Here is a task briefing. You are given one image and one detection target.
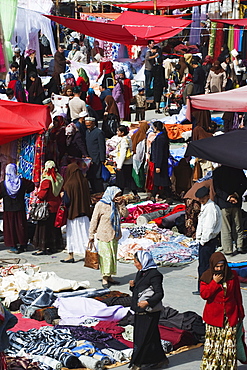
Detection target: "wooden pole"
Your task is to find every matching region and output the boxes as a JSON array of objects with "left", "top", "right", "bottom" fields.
[
  {"left": 56, "top": 0, "right": 60, "bottom": 48},
  {"left": 154, "top": 0, "right": 157, "bottom": 15},
  {"left": 75, "top": 0, "right": 78, "bottom": 19},
  {"left": 90, "top": 0, "right": 93, "bottom": 13}
]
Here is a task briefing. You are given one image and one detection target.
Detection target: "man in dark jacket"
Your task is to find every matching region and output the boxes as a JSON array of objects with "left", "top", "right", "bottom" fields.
[
  {"left": 85, "top": 117, "right": 106, "bottom": 193},
  {"left": 54, "top": 45, "right": 70, "bottom": 74},
  {"left": 213, "top": 165, "right": 247, "bottom": 256},
  {"left": 192, "top": 60, "right": 205, "bottom": 95},
  {"left": 12, "top": 47, "right": 25, "bottom": 81}
]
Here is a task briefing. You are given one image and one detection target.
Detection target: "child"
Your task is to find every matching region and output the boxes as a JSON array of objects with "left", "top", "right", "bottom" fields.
[
  {"left": 5, "top": 62, "right": 19, "bottom": 87},
  {"left": 134, "top": 87, "right": 147, "bottom": 121}
]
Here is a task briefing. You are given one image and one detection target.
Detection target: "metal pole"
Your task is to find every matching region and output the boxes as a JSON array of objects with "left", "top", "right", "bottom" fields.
[
  {"left": 75, "top": 0, "right": 78, "bottom": 19},
  {"left": 154, "top": 0, "right": 157, "bottom": 15},
  {"left": 56, "top": 0, "right": 60, "bottom": 47}
]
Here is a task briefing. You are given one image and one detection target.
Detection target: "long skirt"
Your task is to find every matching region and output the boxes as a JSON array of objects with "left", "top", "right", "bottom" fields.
[
  {"left": 130, "top": 311, "right": 167, "bottom": 367},
  {"left": 116, "top": 164, "right": 137, "bottom": 192},
  {"left": 33, "top": 213, "right": 62, "bottom": 253},
  {"left": 3, "top": 210, "right": 28, "bottom": 247},
  {"left": 66, "top": 216, "right": 90, "bottom": 256},
  {"left": 98, "top": 239, "right": 118, "bottom": 276},
  {"left": 201, "top": 319, "right": 237, "bottom": 370}
]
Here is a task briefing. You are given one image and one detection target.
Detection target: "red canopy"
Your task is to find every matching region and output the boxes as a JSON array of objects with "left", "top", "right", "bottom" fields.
[
  {"left": 212, "top": 19, "right": 247, "bottom": 27},
  {"left": 0, "top": 101, "right": 51, "bottom": 145},
  {"left": 45, "top": 13, "right": 191, "bottom": 45},
  {"left": 186, "top": 86, "right": 247, "bottom": 120},
  {"left": 115, "top": 0, "right": 218, "bottom": 10}
]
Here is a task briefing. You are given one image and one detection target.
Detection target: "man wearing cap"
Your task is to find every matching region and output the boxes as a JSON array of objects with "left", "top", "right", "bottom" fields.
[
  {"left": 13, "top": 48, "right": 25, "bottom": 81},
  {"left": 54, "top": 45, "right": 70, "bottom": 75},
  {"left": 42, "top": 97, "right": 60, "bottom": 120},
  {"left": 67, "top": 37, "right": 75, "bottom": 51},
  {"left": 193, "top": 186, "right": 222, "bottom": 295},
  {"left": 69, "top": 86, "right": 88, "bottom": 123},
  {"left": 85, "top": 117, "right": 106, "bottom": 194},
  {"left": 191, "top": 60, "right": 205, "bottom": 95}
]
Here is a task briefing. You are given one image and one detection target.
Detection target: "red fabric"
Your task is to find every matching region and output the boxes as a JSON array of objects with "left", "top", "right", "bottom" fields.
[
  {"left": 123, "top": 78, "right": 132, "bottom": 121},
  {"left": 152, "top": 204, "right": 186, "bottom": 227},
  {"left": 213, "top": 23, "right": 224, "bottom": 62},
  {"left": 0, "top": 101, "right": 51, "bottom": 145},
  {"left": 115, "top": 0, "right": 218, "bottom": 10},
  {"left": 200, "top": 271, "right": 245, "bottom": 328},
  {"left": 238, "top": 276, "right": 247, "bottom": 284},
  {"left": 146, "top": 161, "right": 155, "bottom": 191},
  {"left": 45, "top": 13, "right": 191, "bottom": 45},
  {"left": 0, "top": 353, "right": 7, "bottom": 370},
  {"left": 9, "top": 313, "right": 52, "bottom": 332},
  {"left": 37, "top": 179, "right": 61, "bottom": 213},
  {"left": 123, "top": 202, "right": 169, "bottom": 224},
  {"left": 76, "top": 76, "right": 89, "bottom": 92},
  {"left": 158, "top": 325, "right": 196, "bottom": 349},
  {"left": 98, "top": 61, "right": 115, "bottom": 80},
  {"left": 86, "top": 95, "right": 103, "bottom": 111},
  {"left": 212, "top": 18, "right": 247, "bottom": 27},
  {"left": 94, "top": 321, "right": 133, "bottom": 348}
]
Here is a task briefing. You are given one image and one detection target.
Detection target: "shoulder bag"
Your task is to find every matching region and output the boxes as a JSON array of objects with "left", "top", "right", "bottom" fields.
[
  {"left": 84, "top": 240, "right": 99, "bottom": 270},
  {"left": 138, "top": 285, "right": 163, "bottom": 313},
  {"left": 54, "top": 201, "right": 67, "bottom": 228}
]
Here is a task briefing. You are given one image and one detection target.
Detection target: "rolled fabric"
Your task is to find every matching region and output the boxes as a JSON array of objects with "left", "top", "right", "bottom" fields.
[
  {"left": 33, "top": 355, "right": 62, "bottom": 370},
  {"left": 79, "top": 355, "right": 103, "bottom": 370},
  {"left": 136, "top": 209, "right": 170, "bottom": 225}
]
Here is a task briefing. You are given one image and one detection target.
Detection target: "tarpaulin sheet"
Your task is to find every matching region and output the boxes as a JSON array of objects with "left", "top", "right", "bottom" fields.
[
  {"left": 45, "top": 12, "right": 191, "bottom": 45},
  {"left": 212, "top": 18, "right": 247, "bottom": 27},
  {"left": 185, "top": 129, "right": 247, "bottom": 169},
  {"left": 0, "top": 101, "right": 51, "bottom": 145},
  {"left": 115, "top": 0, "right": 218, "bottom": 10}
]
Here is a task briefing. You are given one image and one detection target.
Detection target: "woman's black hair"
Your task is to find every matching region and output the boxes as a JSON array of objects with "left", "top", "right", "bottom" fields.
[
  {"left": 134, "top": 252, "right": 140, "bottom": 262},
  {"left": 118, "top": 125, "right": 129, "bottom": 136},
  {"left": 29, "top": 71, "right": 37, "bottom": 79},
  {"left": 153, "top": 121, "right": 164, "bottom": 132}
]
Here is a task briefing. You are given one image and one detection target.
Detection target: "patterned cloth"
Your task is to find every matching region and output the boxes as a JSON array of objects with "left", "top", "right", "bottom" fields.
[
  {"left": 98, "top": 239, "right": 118, "bottom": 276},
  {"left": 201, "top": 318, "right": 237, "bottom": 370}
]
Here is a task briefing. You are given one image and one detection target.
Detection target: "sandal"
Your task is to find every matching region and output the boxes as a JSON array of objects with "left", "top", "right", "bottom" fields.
[{"left": 32, "top": 251, "right": 46, "bottom": 256}]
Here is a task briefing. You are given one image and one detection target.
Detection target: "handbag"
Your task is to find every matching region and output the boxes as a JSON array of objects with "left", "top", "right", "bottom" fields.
[
  {"left": 101, "top": 163, "right": 111, "bottom": 182},
  {"left": 30, "top": 200, "right": 49, "bottom": 221},
  {"left": 84, "top": 240, "right": 99, "bottom": 270},
  {"left": 138, "top": 286, "right": 163, "bottom": 313},
  {"left": 54, "top": 202, "right": 67, "bottom": 228}
]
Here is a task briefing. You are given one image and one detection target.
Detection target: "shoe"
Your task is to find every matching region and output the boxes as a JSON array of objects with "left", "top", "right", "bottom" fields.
[
  {"left": 32, "top": 251, "right": 46, "bottom": 256},
  {"left": 102, "top": 283, "right": 109, "bottom": 289},
  {"left": 151, "top": 358, "right": 169, "bottom": 368},
  {"left": 8, "top": 247, "right": 19, "bottom": 254},
  {"left": 60, "top": 258, "right": 75, "bottom": 263},
  {"left": 192, "top": 291, "right": 200, "bottom": 295},
  {"left": 238, "top": 249, "right": 247, "bottom": 254},
  {"left": 231, "top": 250, "right": 239, "bottom": 257},
  {"left": 108, "top": 280, "right": 120, "bottom": 285}
]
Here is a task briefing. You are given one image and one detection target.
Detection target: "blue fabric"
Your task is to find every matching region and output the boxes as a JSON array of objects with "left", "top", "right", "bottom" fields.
[
  {"left": 100, "top": 186, "right": 122, "bottom": 238},
  {"left": 137, "top": 250, "right": 157, "bottom": 271},
  {"left": 101, "top": 164, "right": 111, "bottom": 182}
]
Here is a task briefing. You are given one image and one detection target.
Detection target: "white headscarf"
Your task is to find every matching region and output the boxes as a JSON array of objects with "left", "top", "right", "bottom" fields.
[
  {"left": 136, "top": 250, "right": 157, "bottom": 271},
  {"left": 4, "top": 164, "right": 21, "bottom": 198}
]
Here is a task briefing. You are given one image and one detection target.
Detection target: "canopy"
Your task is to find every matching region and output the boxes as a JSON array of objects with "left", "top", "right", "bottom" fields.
[
  {"left": 186, "top": 86, "right": 247, "bottom": 120},
  {"left": 115, "top": 0, "right": 218, "bottom": 10},
  {"left": 212, "top": 19, "right": 247, "bottom": 27},
  {"left": 45, "top": 12, "right": 191, "bottom": 45},
  {"left": 0, "top": 101, "right": 51, "bottom": 145},
  {"left": 185, "top": 130, "right": 247, "bottom": 169}
]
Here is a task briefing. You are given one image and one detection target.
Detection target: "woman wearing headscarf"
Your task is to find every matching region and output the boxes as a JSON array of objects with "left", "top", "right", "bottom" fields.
[
  {"left": 112, "top": 76, "right": 125, "bottom": 121},
  {"left": 62, "top": 85, "right": 74, "bottom": 99},
  {"left": 152, "top": 58, "right": 166, "bottom": 114},
  {"left": 202, "top": 55, "right": 213, "bottom": 79},
  {"left": 178, "top": 56, "right": 189, "bottom": 81},
  {"left": 205, "top": 61, "right": 227, "bottom": 94},
  {"left": 45, "top": 115, "right": 66, "bottom": 167},
  {"left": 89, "top": 186, "right": 128, "bottom": 288},
  {"left": 76, "top": 67, "right": 89, "bottom": 101},
  {"left": 86, "top": 88, "right": 103, "bottom": 119},
  {"left": 200, "top": 252, "right": 245, "bottom": 369},
  {"left": 44, "top": 72, "right": 61, "bottom": 97},
  {"left": 102, "top": 95, "right": 120, "bottom": 139},
  {"left": 28, "top": 72, "right": 45, "bottom": 105},
  {"left": 129, "top": 251, "right": 169, "bottom": 370},
  {"left": 33, "top": 161, "right": 64, "bottom": 255},
  {"left": 60, "top": 163, "right": 91, "bottom": 263},
  {"left": 0, "top": 164, "right": 34, "bottom": 253},
  {"left": 65, "top": 122, "right": 88, "bottom": 159},
  {"left": 119, "top": 71, "right": 133, "bottom": 121},
  {"left": 96, "top": 57, "right": 115, "bottom": 89},
  {"left": 131, "top": 121, "right": 149, "bottom": 189},
  {"left": 25, "top": 49, "right": 37, "bottom": 91},
  {"left": 68, "top": 43, "right": 82, "bottom": 62}
]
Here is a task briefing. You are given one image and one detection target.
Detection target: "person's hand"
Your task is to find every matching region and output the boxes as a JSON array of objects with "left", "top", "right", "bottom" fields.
[
  {"left": 138, "top": 300, "right": 149, "bottom": 309},
  {"left": 229, "top": 196, "right": 238, "bottom": 204},
  {"left": 129, "top": 280, "right": 135, "bottom": 287},
  {"left": 115, "top": 196, "right": 124, "bottom": 205},
  {"left": 213, "top": 274, "right": 223, "bottom": 284},
  {"left": 66, "top": 60, "right": 71, "bottom": 64},
  {"left": 96, "top": 78, "right": 98, "bottom": 82},
  {"left": 116, "top": 168, "right": 121, "bottom": 171},
  {"left": 104, "top": 112, "right": 108, "bottom": 115},
  {"left": 60, "top": 191, "right": 64, "bottom": 198},
  {"left": 156, "top": 168, "right": 161, "bottom": 173}
]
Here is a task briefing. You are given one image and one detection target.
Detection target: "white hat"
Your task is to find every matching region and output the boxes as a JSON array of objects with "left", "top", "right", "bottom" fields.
[
  {"left": 79, "top": 111, "right": 88, "bottom": 118},
  {"left": 69, "top": 37, "right": 75, "bottom": 42},
  {"left": 14, "top": 47, "right": 20, "bottom": 53},
  {"left": 42, "top": 97, "right": 51, "bottom": 105},
  {"left": 85, "top": 116, "right": 95, "bottom": 122}
]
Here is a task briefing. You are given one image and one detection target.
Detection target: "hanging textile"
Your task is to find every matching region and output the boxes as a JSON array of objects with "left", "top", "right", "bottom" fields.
[
  {"left": 17, "top": 135, "right": 36, "bottom": 181},
  {"left": 233, "top": 27, "right": 240, "bottom": 51},
  {"left": 209, "top": 21, "right": 216, "bottom": 58},
  {"left": 189, "top": 6, "right": 201, "bottom": 45},
  {"left": 212, "top": 22, "right": 224, "bottom": 61},
  {"left": 33, "top": 134, "right": 46, "bottom": 187},
  {"left": 0, "top": 0, "right": 18, "bottom": 62},
  {"left": 227, "top": 26, "right": 234, "bottom": 54}
]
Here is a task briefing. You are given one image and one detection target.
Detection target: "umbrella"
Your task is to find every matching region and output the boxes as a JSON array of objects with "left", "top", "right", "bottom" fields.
[{"left": 185, "top": 129, "right": 247, "bottom": 169}]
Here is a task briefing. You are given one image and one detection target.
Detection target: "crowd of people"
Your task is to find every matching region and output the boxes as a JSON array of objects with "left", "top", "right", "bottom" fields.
[{"left": 1, "top": 31, "right": 247, "bottom": 370}]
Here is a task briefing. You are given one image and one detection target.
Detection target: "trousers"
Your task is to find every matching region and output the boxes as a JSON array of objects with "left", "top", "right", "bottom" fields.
[
  {"left": 198, "top": 237, "right": 218, "bottom": 289},
  {"left": 221, "top": 207, "right": 243, "bottom": 254}
]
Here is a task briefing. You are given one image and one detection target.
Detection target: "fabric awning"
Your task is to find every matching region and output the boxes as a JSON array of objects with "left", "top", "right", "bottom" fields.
[
  {"left": 45, "top": 12, "right": 191, "bottom": 45},
  {"left": 212, "top": 19, "right": 247, "bottom": 27},
  {"left": 0, "top": 101, "right": 51, "bottom": 145},
  {"left": 115, "top": 0, "right": 218, "bottom": 10},
  {"left": 185, "top": 130, "right": 247, "bottom": 169},
  {"left": 186, "top": 86, "right": 247, "bottom": 120}
]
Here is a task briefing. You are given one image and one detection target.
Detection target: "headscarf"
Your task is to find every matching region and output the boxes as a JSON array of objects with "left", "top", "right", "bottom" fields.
[
  {"left": 65, "top": 123, "right": 77, "bottom": 146},
  {"left": 4, "top": 164, "right": 21, "bottom": 198},
  {"left": 136, "top": 250, "right": 157, "bottom": 271},
  {"left": 51, "top": 115, "right": 65, "bottom": 134},
  {"left": 184, "top": 53, "right": 193, "bottom": 65},
  {"left": 200, "top": 252, "right": 234, "bottom": 284},
  {"left": 72, "top": 43, "right": 80, "bottom": 50},
  {"left": 41, "top": 160, "right": 63, "bottom": 197},
  {"left": 105, "top": 95, "right": 120, "bottom": 119},
  {"left": 210, "top": 60, "right": 225, "bottom": 75},
  {"left": 178, "top": 57, "right": 188, "bottom": 79},
  {"left": 63, "top": 85, "right": 74, "bottom": 96},
  {"left": 202, "top": 55, "right": 213, "bottom": 66},
  {"left": 28, "top": 76, "right": 44, "bottom": 97},
  {"left": 87, "top": 87, "right": 95, "bottom": 105},
  {"left": 64, "top": 163, "right": 91, "bottom": 220},
  {"left": 26, "top": 49, "right": 35, "bottom": 57},
  {"left": 100, "top": 186, "right": 122, "bottom": 238},
  {"left": 77, "top": 67, "right": 89, "bottom": 84},
  {"left": 131, "top": 121, "right": 149, "bottom": 154}
]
